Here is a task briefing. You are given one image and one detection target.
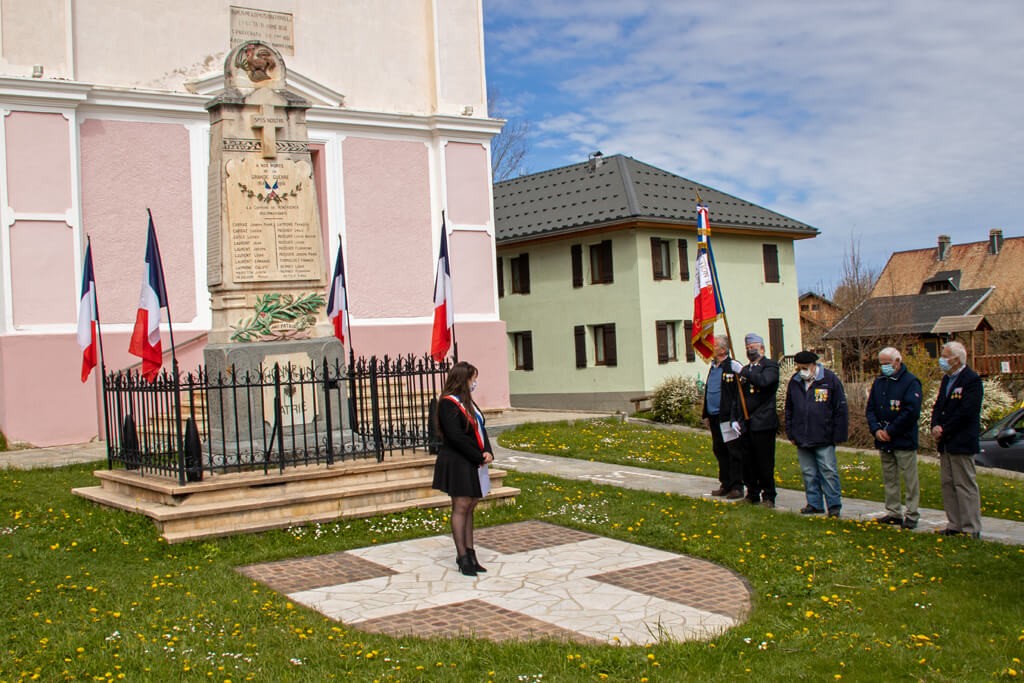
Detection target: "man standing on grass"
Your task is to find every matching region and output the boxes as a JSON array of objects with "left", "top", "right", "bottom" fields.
[
  {"left": 785, "top": 350, "right": 849, "bottom": 517},
  {"left": 930, "top": 340, "right": 983, "bottom": 538},
  {"left": 702, "top": 336, "right": 745, "bottom": 499},
  {"left": 737, "top": 333, "right": 780, "bottom": 508},
  {"left": 866, "top": 346, "right": 923, "bottom": 529}
]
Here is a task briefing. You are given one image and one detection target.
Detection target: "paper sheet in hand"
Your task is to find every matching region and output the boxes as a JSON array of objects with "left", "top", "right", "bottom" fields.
[
  {"left": 720, "top": 421, "right": 741, "bottom": 443},
  {"left": 479, "top": 465, "right": 491, "bottom": 496}
]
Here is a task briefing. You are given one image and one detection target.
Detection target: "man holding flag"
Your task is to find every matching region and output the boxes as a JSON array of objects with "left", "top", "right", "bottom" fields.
[{"left": 128, "top": 213, "right": 170, "bottom": 382}]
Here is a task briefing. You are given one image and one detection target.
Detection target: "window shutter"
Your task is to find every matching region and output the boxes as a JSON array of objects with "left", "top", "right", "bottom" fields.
[
  {"left": 571, "top": 244, "right": 583, "bottom": 288},
  {"left": 600, "top": 240, "right": 613, "bottom": 283},
  {"left": 656, "top": 322, "right": 668, "bottom": 363},
  {"left": 678, "top": 239, "right": 690, "bottom": 281},
  {"left": 520, "top": 253, "right": 531, "bottom": 293},
  {"left": 762, "top": 244, "right": 780, "bottom": 283},
  {"left": 768, "top": 318, "right": 784, "bottom": 360},
  {"left": 523, "top": 331, "right": 534, "bottom": 371},
  {"left": 497, "top": 257, "right": 504, "bottom": 298},
  {"left": 604, "top": 324, "right": 617, "bottom": 367},
  {"left": 651, "top": 237, "right": 663, "bottom": 279},
  {"left": 683, "top": 320, "right": 695, "bottom": 362},
  {"left": 574, "top": 325, "right": 587, "bottom": 368}
]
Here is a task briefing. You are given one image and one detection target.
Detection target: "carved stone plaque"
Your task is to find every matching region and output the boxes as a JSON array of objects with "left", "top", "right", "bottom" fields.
[
  {"left": 230, "top": 6, "right": 295, "bottom": 55},
  {"left": 225, "top": 157, "right": 320, "bottom": 283}
]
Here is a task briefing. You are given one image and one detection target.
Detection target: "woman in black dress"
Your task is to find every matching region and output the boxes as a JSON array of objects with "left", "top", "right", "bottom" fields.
[{"left": 432, "top": 361, "right": 494, "bottom": 577}]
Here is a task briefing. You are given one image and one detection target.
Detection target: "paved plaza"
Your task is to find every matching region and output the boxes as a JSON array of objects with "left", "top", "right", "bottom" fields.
[{"left": 238, "top": 520, "right": 751, "bottom": 645}]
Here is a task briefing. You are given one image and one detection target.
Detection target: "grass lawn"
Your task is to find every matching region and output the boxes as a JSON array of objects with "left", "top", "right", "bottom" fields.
[
  {"left": 498, "top": 418, "right": 1024, "bottom": 522},
  {"left": 1, "top": 460, "right": 1023, "bottom": 682}
]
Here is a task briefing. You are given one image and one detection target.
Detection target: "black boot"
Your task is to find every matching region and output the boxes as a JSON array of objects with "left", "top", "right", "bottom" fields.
[
  {"left": 467, "top": 548, "right": 487, "bottom": 573},
  {"left": 456, "top": 554, "right": 477, "bottom": 577}
]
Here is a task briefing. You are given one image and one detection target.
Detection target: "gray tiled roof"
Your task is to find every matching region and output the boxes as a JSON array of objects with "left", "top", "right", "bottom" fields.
[
  {"left": 824, "top": 288, "right": 993, "bottom": 339},
  {"left": 493, "top": 155, "right": 819, "bottom": 243}
]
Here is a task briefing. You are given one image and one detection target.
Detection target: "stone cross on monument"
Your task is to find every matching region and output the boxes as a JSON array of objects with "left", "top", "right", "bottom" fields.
[{"left": 203, "top": 40, "right": 346, "bottom": 451}]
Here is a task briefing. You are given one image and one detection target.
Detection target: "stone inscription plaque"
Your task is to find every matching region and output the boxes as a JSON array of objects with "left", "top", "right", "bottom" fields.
[
  {"left": 225, "top": 157, "right": 320, "bottom": 283},
  {"left": 230, "top": 6, "right": 295, "bottom": 55},
  {"left": 261, "top": 352, "right": 316, "bottom": 428}
]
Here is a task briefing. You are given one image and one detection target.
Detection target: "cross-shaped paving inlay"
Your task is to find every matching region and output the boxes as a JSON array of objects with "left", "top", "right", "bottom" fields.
[{"left": 239, "top": 521, "right": 751, "bottom": 645}]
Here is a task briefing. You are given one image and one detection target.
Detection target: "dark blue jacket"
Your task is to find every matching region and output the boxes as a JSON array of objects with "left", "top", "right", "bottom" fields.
[
  {"left": 702, "top": 357, "right": 743, "bottom": 419},
  {"left": 784, "top": 364, "right": 849, "bottom": 448},
  {"left": 737, "top": 358, "right": 780, "bottom": 432},
  {"left": 930, "top": 366, "right": 983, "bottom": 455},
  {"left": 866, "top": 365, "right": 923, "bottom": 451}
]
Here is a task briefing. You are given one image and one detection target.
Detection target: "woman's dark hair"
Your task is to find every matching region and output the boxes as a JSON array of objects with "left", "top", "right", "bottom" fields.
[{"left": 438, "top": 361, "right": 479, "bottom": 434}]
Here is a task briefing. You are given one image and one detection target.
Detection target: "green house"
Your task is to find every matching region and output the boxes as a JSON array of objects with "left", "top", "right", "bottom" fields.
[{"left": 494, "top": 155, "right": 819, "bottom": 411}]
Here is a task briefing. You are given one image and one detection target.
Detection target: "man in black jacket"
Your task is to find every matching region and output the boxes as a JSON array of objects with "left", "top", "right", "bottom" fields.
[
  {"left": 785, "top": 350, "right": 849, "bottom": 517},
  {"left": 930, "top": 340, "right": 983, "bottom": 537},
  {"left": 701, "top": 336, "right": 745, "bottom": 499},
  {"left": 866, "top": 347, "right": 923, "bottom": 529},
  {"left": 737, "top": 333, "right": 780, "bottom": 507}
]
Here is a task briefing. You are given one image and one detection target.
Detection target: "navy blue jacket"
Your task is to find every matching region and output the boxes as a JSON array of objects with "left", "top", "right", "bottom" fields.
[
  {"left": 784, "top": 364, "right": 849, "bottom": 448},
  {"left": 866, "top": 365, "right": 922, "bottom": 451},
  {"left": 702, "top": 357, "right": 743, "bottom": 419},
  {"left": 930, "top": 366, "right": 983, "bottom": 455},
  {"left": 737, "top": 358, "right": 780, "bottom": 432}
]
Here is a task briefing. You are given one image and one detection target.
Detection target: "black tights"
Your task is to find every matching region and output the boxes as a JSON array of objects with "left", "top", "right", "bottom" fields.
[{"left": 450, "top": 496, "right": 480, "bottom": 557}]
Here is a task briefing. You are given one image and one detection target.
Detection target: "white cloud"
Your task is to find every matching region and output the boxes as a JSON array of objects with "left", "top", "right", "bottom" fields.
[{"left": 485, "top": 0, "right": 1024, "bottom": 293}]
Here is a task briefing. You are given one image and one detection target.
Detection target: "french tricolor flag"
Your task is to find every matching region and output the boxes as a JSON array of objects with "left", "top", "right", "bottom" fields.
[
  {"left": 128, "top": 215, "right": 169, "bottom": 382},
  {"left": 77, "top": 241, "right": 99, "bottom": 382},
  {"left": 326, "top": 240, "right": 349, "bottom": 344},
  {"left": 429, "top": 217, "right": 453, "bottom": 362}
]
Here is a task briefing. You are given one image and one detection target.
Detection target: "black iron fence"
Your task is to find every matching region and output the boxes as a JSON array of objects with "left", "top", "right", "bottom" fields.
[{"left": 102, "top": 354, "right": 450, "bottom": 484}]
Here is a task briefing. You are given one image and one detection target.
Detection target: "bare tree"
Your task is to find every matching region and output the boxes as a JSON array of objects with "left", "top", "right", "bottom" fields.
[{"left": 488, "top": 88, "right": 530, "bottom": 182}]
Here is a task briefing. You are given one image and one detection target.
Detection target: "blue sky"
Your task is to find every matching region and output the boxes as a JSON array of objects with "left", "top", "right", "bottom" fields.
[{"left": 483, "top": 0, "right": 1024, "bottom": 295}]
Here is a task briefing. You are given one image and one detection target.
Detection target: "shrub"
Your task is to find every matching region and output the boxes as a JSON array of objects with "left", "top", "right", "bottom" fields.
[
  {"left": 0, "top": 429, "right": 6, "bottom": 452},
  {"left": 651, "top": 375, "right": 705, "bottom": 427}
]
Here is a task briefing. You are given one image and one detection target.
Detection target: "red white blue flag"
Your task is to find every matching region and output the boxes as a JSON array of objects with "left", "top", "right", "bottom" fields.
[
  {"left": 326, "top": 240, "right": 349, "bottom": 344},
  {"left": 128, "top": 215, "right": 169, "bottom": 382},
  {"left": 77, "top": 241, "right": 99, "bottom": 382},
  {"left": 430, "top": 217, "right": 453, "bottom": 362},
  {"left": 692, "top": 204, "right": 725, "bottom": 360}
]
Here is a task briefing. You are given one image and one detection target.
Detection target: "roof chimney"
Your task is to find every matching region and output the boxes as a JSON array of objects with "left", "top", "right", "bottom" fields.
[
  {"left": 989, "top": 228, "right": 1004, "bottom": 255},
  {"left": 937, "top": 234, "right": 951, "bottom": 261}
]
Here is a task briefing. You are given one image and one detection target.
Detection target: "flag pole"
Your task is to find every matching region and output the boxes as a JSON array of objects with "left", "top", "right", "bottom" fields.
[
  {"left": 87, "top": 235, "right": 108, "bottom": 375},
  {"left": 443, "top": 210, "right": 459, "bottom": 363},
  {"left": 697, "top": 193, "right": 749, "bottom": 420},
  {"left": 147, "top": 208, "right": 177, "bottom": 374}
]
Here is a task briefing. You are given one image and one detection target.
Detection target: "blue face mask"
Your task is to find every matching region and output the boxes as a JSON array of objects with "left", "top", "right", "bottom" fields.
[
  {"left": 938, "top": 357, "right": 951, "bottom": 373},
  {"left": 880, "top": 364, "right": 895, "bottom": 377}
]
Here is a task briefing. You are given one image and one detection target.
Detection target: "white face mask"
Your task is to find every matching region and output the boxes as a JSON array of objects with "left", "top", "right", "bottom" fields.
[{"left": 799, "top": 368, "right": 814, "bottom": 381}]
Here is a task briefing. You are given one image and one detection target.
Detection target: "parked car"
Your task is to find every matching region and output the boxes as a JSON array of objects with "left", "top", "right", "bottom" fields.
[{"left": 976, "top": 408, "right": 1024, "bottom": 473}]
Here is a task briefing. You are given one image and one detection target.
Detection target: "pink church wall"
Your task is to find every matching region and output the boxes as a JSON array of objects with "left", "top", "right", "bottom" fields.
[
  {"left": 444, "top": 142, "right": 490, "bottom": 225},
  {"left": 351, "top": 319, "right": 509, "bottom": 409},
  {"left": 342, "top": 137, "right": 432, "bottom": 318},
  {"left": 78, "top": 119, "right": 196, "bottom": 325},
  {"left": 448, "top": 229, "right": 495, "bottom": 315},
  {"left": 4, "top": 111, "right": 71, "bottom": 213},
  {"left": 9, "top": 221, "right": 76, "bottom": 325}
]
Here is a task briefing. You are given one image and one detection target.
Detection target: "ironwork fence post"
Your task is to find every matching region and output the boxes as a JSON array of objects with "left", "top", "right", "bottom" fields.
[
  {"left": 369, "top": 356, "right": 384, "bottom": 462},
  {"left": 322, "top": 357, "right": 335, "bottom": 465}
]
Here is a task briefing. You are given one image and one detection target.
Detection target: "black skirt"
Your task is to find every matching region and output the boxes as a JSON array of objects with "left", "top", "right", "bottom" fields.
[{"left": 432, "top": 444, "right": 482, "bottom": 498}]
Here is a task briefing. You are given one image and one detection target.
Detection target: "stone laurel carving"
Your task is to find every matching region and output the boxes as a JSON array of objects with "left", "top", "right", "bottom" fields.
[
  {"left": 222, "top": 139, "right": 310, "bottom": 153},
  {"left": 230, "top": 292, "right": 326, "bottom": 342},
  {"left": 237, "top": 179, "right": 303, "bottom": 205}
]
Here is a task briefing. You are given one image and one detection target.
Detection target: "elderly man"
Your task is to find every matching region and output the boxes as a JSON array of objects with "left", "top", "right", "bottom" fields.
[
  {"left": 701, "top": 336, "right": 745, "bottom": 499},
  {"left": 866, "top": 347, "right": 923, "bottom": 529},
  {"left": 930, "top": 340, "right": 983, "bottom": 537},
  {"left": 737, "top": 333, "right": 780, "bottom": 508},
  {"left": 784, "top": 350, "right": 848, "bottom": 517}
]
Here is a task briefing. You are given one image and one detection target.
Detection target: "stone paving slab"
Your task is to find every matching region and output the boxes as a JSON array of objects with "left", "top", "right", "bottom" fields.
[{"left": 242, "top": 522, "right": 751, "bottom": 645}]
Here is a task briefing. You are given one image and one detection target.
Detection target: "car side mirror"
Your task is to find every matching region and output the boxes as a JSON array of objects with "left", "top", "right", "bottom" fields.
[{"left": 996, "top": 427, "right": 1019, "bottom": 448}]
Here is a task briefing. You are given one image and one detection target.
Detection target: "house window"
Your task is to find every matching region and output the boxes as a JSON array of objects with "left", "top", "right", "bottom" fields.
[
  {"left": 800, "top": 303, "right": 809, "bottom": 312},
  {"left": 510, "top": 253, "right": 530, "bottom": 294},
  {"left": 496, "top": 257, "right": 504, "bottom": 298},
  {"left": 512, "top": 331, "right": 533, "bottom": 371},
  {"left": 762, "top": 244, "right": 780, "bottom": 283},
  {"left": 571, "top": 244, "right": 583, "bottom": 288},
  {"left": 651, "top": 238, "right": 672, "bottom": 280},
  {"left": 768, "top": 318, "right": 784, "bottom": 360},
  {"left": 678, "top": 239, "right": 690, "bottom": 281},
  {"left": 656, "top": 321, "right": 678, "bottom": 363},
  {"left": 683, "top": 320, "right": 695, "bottom": 362},
  {"left": 574, "top": 325, "right": 587, "bottom": 368},
  {"left": 590, "top": 240, "right": 614, "bottom": 284},
  {"left": 593, "top": 323, "right": 617, "bottom": 366}
]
